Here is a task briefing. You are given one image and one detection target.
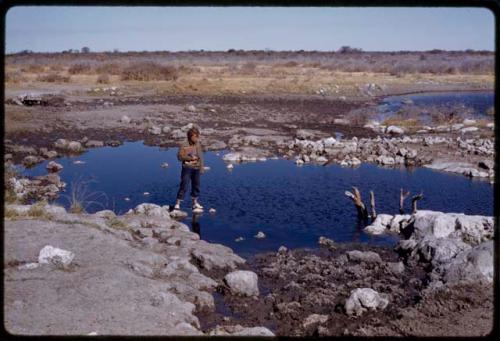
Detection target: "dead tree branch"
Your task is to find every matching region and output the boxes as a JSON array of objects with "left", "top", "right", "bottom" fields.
[
  {"left": 369, "top": 190, "right": 376, "bottom": 219},
  {"left": 399, "top": 188, "right": 411, "bottom": 214},
  {"left": 345, "top": 186, "right": 368, "bottom": 219},
  {"left": 411, "top": 191, "right": 424, "bottom": 214}
]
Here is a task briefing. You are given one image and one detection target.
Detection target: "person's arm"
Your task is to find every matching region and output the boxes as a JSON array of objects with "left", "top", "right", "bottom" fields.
[
  {"left": 197, "top": 143, "right": 205, "bottom": 173},
  {"left": 177, "top": 145, "right": 195, "bottom": 162}
]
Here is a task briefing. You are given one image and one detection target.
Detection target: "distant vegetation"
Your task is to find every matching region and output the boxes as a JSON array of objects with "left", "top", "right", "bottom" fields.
[{"left": 5, "top": 49, "right": 494, "bottom": 84}]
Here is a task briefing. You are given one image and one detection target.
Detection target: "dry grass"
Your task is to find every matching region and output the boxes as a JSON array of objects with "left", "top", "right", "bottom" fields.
[
  {"left": 36, "top": 73, "right": 70, "bottom": 83},
  {"left": 382, "top": 117, "right": 421, "bottom": 129},
  {"left": 105, "top": 216, "right": 129, "bottom": 230},
  {"left": 121, "top": 62, "right": 178, "bottom": 81},
  {"left": 96, "top": 74, "right": 110, "bottom": 84},
  {"left": 68, "top": 63, "right": 93, "bottom": 74}
]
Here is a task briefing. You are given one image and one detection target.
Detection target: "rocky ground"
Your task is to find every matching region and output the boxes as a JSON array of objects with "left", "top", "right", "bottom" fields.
[
  {"left": 4, "top": 203, "right": 494, "bottom": 336},
  {"left": 3, "top": 65, "right": 495, "bottom": 336}
]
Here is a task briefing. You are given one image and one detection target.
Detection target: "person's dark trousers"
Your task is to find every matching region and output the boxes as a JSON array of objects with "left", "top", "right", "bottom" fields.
[{"left": 176, "top": 166, "right": 201, "bottom": 200}]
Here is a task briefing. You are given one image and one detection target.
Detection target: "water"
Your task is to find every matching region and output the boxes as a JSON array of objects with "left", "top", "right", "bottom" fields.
[
  {"left": 21, "top": 142, "right": 493, "bottom": 257},
  {"left": 377, "top": 91, "right": 494, "bottom": 122}
]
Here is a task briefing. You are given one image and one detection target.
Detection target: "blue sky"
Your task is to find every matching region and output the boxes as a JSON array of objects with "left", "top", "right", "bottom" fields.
[{"left": 5, "top": 6, "right": 495, "bottom": 53}]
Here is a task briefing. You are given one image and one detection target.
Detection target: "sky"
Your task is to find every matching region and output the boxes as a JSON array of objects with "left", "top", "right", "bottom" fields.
[{"left": 5, "top": 6, "right": 495, "bottom": 53}]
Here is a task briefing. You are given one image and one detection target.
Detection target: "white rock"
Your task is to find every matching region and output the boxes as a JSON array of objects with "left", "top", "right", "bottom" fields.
[
  {"left": 46, "top": 161, "right": 63, "bottom": 173},
  {"left": 295, "top": 159, "right": 304, "bottom": 166},
  {"left": 120, "top": 115, "right": 131, "bottom": 124},
  {"left": 209, "top": 208, "right": 216, "bottom": 214},
  {"left": 143, "top": 192, "right": 150, "bottom": 196},
  {"left": 149, "top": 126, "right": 162, "bottom": 135},
  {"left": 18, "top": 262, "right": 40, "bottom": 270},
  {"left": 160, "top": 162, "right": 169, "bottom": 168},
  {"left": 254, "top": 231, "right": 266, "bottom": 239},
  {"left": 67, "top": 141, "right": 83, "bottom": 152},
  {"left": 235, "top": 237, "right": 244, "bottom": 242},
  {"left": 460, "top": 127, "right": 479, "bottom": 134},
  {"left": 38, "top": 245, "right": 75, "bottom": 268},
  {"left": 186, "top": 105, "right": 196, "bottom": 112},
  {"left": 462, "top": 119, "right": 477, "bottom": 126},
  {"left": 73, "top": 160, "right": 85, "bottom": 165},
  {"left": 322, "top": 137, "right": 337, "bottom": 147},
  {"left": 345, "top": 288, "right": 389, "bottom": 316},
  {"left": 224, "top": 270, "right": 259, "bottom": 296},
  {"left": 226, "top": 164, "right": 234, "bottom": 170},
  {"left": 303, "top": 314, "right": 329, "bottom": 329},
  {"left": 386, "top": 125, "right": 405, "bottom": 135}
]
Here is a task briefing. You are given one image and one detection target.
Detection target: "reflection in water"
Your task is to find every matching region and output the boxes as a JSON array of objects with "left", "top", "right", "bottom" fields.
[{"left": 191, "top": 213, "right": 201, "bottom": 237}]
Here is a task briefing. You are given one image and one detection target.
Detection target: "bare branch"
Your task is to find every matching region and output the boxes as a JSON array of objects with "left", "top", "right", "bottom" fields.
[
  {"left": 369, "top": 190, "right": 376, "bottom": 219},
  {"left": 411, "top": 191, "right": 424, "bottom": 214},
  {"left": 399, "top": 188, "right": 411, "bottom": 214},
  {"left": 345, "top": 187, "right": 368, "bottom": 219}
]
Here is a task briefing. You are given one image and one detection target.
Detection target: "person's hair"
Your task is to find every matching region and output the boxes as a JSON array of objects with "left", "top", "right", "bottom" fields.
[{"left": 187, "top": 127, "right": 200, "bottom": 140}]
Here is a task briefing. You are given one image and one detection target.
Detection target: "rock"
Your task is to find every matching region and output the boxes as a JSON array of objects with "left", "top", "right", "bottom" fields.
[
  {"left": 486, "top": 122, "right": 494, "bottom": 129},
  {"left": 54, "top": 139, "right": 69, "bottom": 149},
  {"left": 67, "top": 141, "right": 83, "bottom": 152},
  {"left": 186, "top": 105, "right": 196, "bottom": 112},
  {"left": 443, "top": 241, "right": 493, "bottom": 284},
  {"left": 170, "top": 129, "right": 185, "bottom": 139},
  {"left": 160, "top": 162, "right": 169, "bottom": 168},
  {"left": 85, "top": 140, "right": 104, "bottom": 148},
  {"left": 460, "top": 127, "right": 479, "bottom": 134},
  {"left": 191, "top": 240, "right": 245, "bottom": 270},
  {"left": 303, "top": 314, "right": 329, "bottom": 329},
  {"left": 345, "top": 288, "right": 389, "bottom": 316},
  {"left": 22, "top": 155, "right": 40, "bottom": 167},
  {"left": 209, "top": 208, "right": 216, "bottom": 214},
  {"left": 209, "top": 325, "right": 274, "bottom": 336},
  {"left": 162, "top": 126, "right": 171, "bottom": 134},
  {"left": 296, "top": 129, "right": 316, "bottom": 140},
  {"left": 376, "top": 155, "right": 395, "bottom": 166},
  {"left": 451, "top": 123, "right": 465, "bottom": 131},
  {"left": 170, "top": 210, "right": 188, "bottom": 219},
  {"left": 254, "top": 231, "right": 266, "bottom": 239},
  {"left": 38, "top": 245, "right": 75, "bottom": 268},
  {"left": 347, "top": 250, "right": 382, "bottom": 264},
  {"left": 128, "top": 203, "right": 172, "bottom": 220},
  {"left": 235, "top": 237, "right": 244, "bottom": 242},
  {"left": 46, "top": 161, "right": 63, "bottom": 173},
  {"left": 462, "top": 119, "right": 477, "bottom": 126},
  {"left": 18, "top": 262, "right": 40, "bottom": 270},
  {"left": 318, "top": 236, "right": 335, "bottom": 249},
  {"left": 418, "top": 235, "right": 472, "bottom": 267},
  {"left": 226, "top": 164, "right": 234, "bottom": 170},
  {"left": 333, "top": 118, "right": 349, "bottom": 125},
  {"left": 385, "top": 125, "right": 405, "bottom": 135},
  {"left": 120, "top": 115, "right": 131, "bottom": 124},
  {"left": 42, "top": 150, "right": 58, "bottom": 159},
  {"left": 73, "top": 160, "right": 85, "bottom": 165},
  {"left": 224, "top": 270, "right": 259, "bottom": 297},
  {"left": 363, "top": 214, "right": 393, "bottom": 235},
  {"left": 386, "top": 261, "right": 405, "bottom": 275},
  {"left": 322, "top": 137, "right": 337, "bottom": 147},
  {"left": 455, "top": 215, "right": 494, "bottom": 245},
  {"left": 295, "top": 158, "right": 304, "bottom": 166},
  {"left": 478, "top": 160, "right": 494, "bottom": 170},
  {"left": 388, "top": 214, "right": 412, "bottom": 234},
  {"left": 149, "top": 126, "right": 162, "bottom": 135}
]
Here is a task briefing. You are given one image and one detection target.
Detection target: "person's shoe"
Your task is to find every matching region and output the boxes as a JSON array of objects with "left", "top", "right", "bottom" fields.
[
  {"left": 174, "top": 199, "right": 181, "bottom": 210},
  {"left": 192, "top": 198, "right": 204, "bottom": 211}
]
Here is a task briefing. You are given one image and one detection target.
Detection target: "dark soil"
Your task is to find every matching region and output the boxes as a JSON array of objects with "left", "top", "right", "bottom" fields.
[{"left": 198, "top": 242, "right": 493, "bottom": 337}]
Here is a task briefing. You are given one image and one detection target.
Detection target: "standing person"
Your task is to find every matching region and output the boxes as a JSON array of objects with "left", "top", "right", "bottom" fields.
[{"left": 174, "top": 127, "right": 204, "bottom": 212}]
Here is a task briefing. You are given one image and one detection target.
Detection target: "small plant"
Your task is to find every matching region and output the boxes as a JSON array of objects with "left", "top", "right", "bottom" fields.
[
  {"left": 27, "top": 200, "right": 52, "bottom": 219},
  {"left": 61, "top": 176, "right": 107, "bottom": 214},
  {"left": 121, "top": 62, "right": 178, "bottom": 81},
  {"left": 96, "top": 74, "right": 110, "bottom": 84},
  {"left": 36, "top": 73, "right": 70, "bottom": 83},
  {"left": 105, "top": 216, "right": 128, "bottom": 230},
  {"left": 68, "top": 63, "right": 92, "bottom": 75}
]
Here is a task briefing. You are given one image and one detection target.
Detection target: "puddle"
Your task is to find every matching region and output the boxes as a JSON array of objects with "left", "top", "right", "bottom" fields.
[{"left": 21, "top": 142, "right": 493, "bottom": 256}]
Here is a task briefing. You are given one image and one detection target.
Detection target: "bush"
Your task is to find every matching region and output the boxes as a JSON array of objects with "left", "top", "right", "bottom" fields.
[
  {"left": 68, "top": 63, "right": 92, "bottom": 74},
  {"left": 21, "top": 64, "right": 45, "bottom": 73},
  {"left": 95, "top": 63, "right": 122, "bottom": 75},
  {"left": 36, "top": 73, "right": 70, "bottom": 82},
  {"left": 96, "top": 74, "right": 110, "bottom": 84},
  {"left": 121, "top": 62, "right": 178, "bottom": 81}
]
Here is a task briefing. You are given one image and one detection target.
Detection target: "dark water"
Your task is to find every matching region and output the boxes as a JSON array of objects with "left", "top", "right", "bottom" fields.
[
  {"left": 377, "top": 91, "right": 494, "bottom": 122},
  {"left": 21, "top": 142, "right": 493, "bottom": 257}
]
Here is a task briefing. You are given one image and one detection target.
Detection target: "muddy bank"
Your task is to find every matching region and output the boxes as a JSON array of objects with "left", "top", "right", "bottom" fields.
[{"left": 199, "top": 210, "right": 494, "bottom": 337}]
